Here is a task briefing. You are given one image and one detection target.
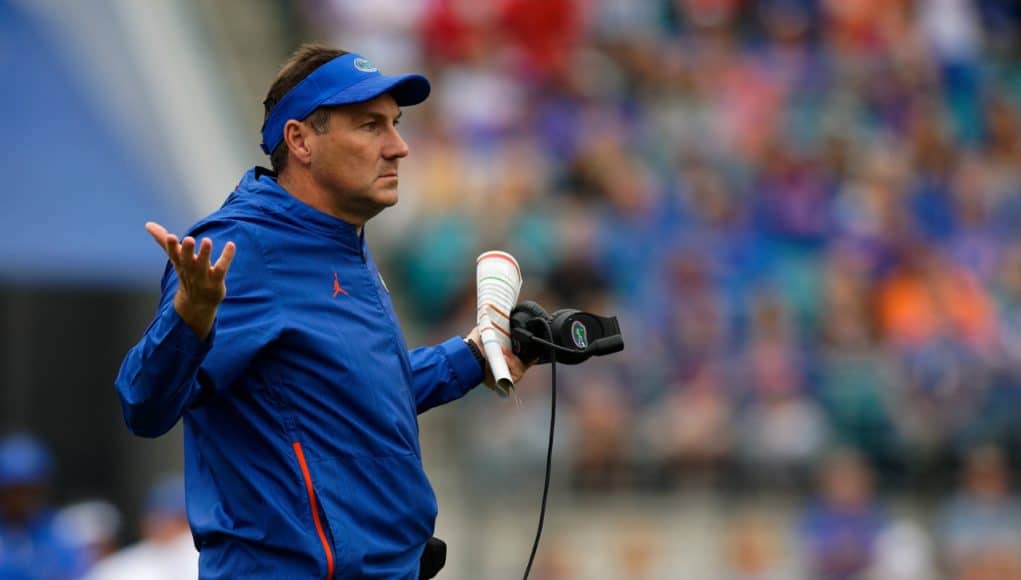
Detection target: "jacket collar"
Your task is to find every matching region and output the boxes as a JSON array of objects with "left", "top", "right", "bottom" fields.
[{"left": 239, "top": 167, "right": 366, "bottom": 253}]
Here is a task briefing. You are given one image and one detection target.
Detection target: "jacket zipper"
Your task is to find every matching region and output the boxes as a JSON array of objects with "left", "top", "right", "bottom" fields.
[{"left": 292, "top": 442, "right": 335, "bottom": 580}]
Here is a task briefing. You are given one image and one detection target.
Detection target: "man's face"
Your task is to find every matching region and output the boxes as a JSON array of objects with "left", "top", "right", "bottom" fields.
[{"left": 306, "top": 94, "right": 409, "bottom": 224}]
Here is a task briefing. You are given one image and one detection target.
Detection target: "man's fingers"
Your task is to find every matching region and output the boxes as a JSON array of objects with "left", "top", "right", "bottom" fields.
[
  {"left": 147, "top": 224, "right": 231, "bottom": 291},
  {"left": 179, "top": 237, "right": 197, "bottom": 267},
  {"left": 145, "top": 222, "right": 169, "bottom": 247},
  {"left": 502, "top": 347, "right": 526, "bottom": 368},
  {"left": 147, "top": 218, "right": 178, "bottom": 261},
  {"left": 195, "top": 238, "right": 213, "bottom": 270},
  {"left": 513, "top": 359, "right": 525, "bottom": 381},
  {"left": 212, "top": 241, "right": 236, "bottom": 278},
  {"left": 500, "top": 347, "right": 528, "bottom": 381},
  {"left": 164, "top": 234, "right": 181, "bottom": 267}
]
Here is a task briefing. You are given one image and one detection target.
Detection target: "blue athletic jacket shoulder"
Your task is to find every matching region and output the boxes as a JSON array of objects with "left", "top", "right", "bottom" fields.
[{"left": 115, "top": 167, "right": 484, "bottom": 578}]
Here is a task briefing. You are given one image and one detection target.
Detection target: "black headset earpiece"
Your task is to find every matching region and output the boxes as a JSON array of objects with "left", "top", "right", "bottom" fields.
[
  {"left": 549, "top": 309, "right": 581, "bottom": 335},
  {"left": 513, "top": 301, "right": 551, "bottom": 321},
  {"left": 510, "top": 301, "right": 553, "bottom": 364}
]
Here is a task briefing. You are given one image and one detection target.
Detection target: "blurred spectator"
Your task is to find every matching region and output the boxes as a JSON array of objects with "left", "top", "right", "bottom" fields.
[
  {"left": 0, "top": 433, "right": 88, "bottom": 580},
  {"left": 816, "top": 245, "right": 900, "bottom": 467},
  {"left": 85, "top": 476, "right": 196, "bottom": 580},
  {"left": 527, "top": 533, "right": 577, "bottom": 580},
  {"left": 611, "top": 519, "right": 663, "bottom": 579},
  {"left": 799, "top": 449, "right": 886, "bottom": 580},
  {"left": 876, "top": 245, "right": 997, "bottom": 351},
  {"left": 723, "top": 509, "right": 791, "bottom": 580},
  {"left": 996, "top": 238, "right": 1021, "bottom": 366},
  {"left": 736, "top": 295, "right": 827, "bottom": 489},
  {"left": 866, "top": 518, "right": 936, "bottom": 580},
  {"left": 309, "top": 0, "right": 426, "bottom": 71},
  {"left": 937, "top": 446, "right": 1021, "bottom": 579},
  {"left": 567, "top": 375, "right": 632, "bottom": 492},
  {"left": 496, "top": 0, "right": 582, "bottom": 83},
  {"left": 53, "top": 500, "right": 122, "bottom": 569},
  {"left": 648, "top": 361, "right": 733, "bottom": 486}
]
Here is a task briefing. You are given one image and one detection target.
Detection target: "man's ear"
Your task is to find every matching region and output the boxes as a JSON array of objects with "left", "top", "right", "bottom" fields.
[{"left": 283, "top": 119, "right": 313, "bottom": 166}]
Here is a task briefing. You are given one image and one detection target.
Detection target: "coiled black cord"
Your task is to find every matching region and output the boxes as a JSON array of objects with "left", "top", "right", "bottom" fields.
[{"left": 522, "top": 326, "right": 558, "bottom": 580}]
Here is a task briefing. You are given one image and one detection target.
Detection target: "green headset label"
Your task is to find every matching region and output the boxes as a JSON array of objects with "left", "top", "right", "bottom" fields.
[{"left": 570, "top": 321, "right": 589, "bottom": 349}]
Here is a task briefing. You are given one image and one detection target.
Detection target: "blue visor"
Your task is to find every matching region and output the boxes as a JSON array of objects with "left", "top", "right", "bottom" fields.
[{"left": 260, "top": 53, "right": 430, "bottom": 155}]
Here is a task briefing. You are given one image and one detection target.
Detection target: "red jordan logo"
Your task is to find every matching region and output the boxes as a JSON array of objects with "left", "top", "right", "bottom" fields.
[{"left": 332, "top": 272, "right": 348, "bottom": 298}]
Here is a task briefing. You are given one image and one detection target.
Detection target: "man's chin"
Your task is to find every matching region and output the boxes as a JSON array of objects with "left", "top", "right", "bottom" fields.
[
  {"left": 376, "top": 186, "right": 399, "bottom": 207},
  {"left": 362, "top": 193, "right": 398, "bottom": 220}
]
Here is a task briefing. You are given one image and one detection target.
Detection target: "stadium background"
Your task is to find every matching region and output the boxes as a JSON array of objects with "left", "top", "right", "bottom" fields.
[{"left": 4, "top": 0, "right": 1021, "bottom": 577}]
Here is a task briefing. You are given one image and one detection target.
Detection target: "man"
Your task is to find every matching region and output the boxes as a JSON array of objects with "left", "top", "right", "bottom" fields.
[{"left": 115, "top": 44, "right": 528, "bottom": 578}]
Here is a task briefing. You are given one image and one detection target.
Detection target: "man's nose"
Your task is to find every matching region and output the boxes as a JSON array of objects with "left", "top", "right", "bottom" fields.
[{"left": 383, "top": 128, "right": 409, "bottom": 160}]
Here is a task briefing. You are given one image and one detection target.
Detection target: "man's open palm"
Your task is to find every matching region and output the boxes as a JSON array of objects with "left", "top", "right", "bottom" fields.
[{"left": 146, "top": 221, "right": 236, "bottom": 339}]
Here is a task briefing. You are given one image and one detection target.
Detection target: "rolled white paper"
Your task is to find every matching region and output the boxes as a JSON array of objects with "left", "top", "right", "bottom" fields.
[
  {"left": 476, "top": 251, "right": 523, "bottom": 396},
  {"left": 479, "top": 312, "right": 513, "bottom": 396}
]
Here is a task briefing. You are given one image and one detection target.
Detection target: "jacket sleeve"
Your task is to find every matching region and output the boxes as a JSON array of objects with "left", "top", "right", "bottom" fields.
[
  {"left": 114, "top": 222, "right": 282, "bottom": 437},
  {"left": 409, "top": 336, "right": 484, "bottom": 414}
]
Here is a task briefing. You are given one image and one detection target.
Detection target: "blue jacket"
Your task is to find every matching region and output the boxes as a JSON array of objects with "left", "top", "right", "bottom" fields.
[{"left": 115, "top": 167, "right": 484, "bottom": 578}]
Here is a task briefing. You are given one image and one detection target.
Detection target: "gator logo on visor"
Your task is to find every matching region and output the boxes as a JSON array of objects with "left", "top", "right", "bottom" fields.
[
  {"left": 353, "top": 58, "right": 378, "bottom": 73},
  {"left": 570, "top": 320, "right": 589, "bottom": 349}
]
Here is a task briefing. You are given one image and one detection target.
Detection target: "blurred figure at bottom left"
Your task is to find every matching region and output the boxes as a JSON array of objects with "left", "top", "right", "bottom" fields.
[{"left": 0, "top": 433, "right": 89, "bottom": 579}]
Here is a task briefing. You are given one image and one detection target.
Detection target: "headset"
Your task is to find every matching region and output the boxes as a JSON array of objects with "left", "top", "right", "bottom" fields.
[
  {"left": 510, "top": 301, "right": 624, "bottom": 365},
  {"left": 508, "top": 301, "right": 624, "bottom": 579}
]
